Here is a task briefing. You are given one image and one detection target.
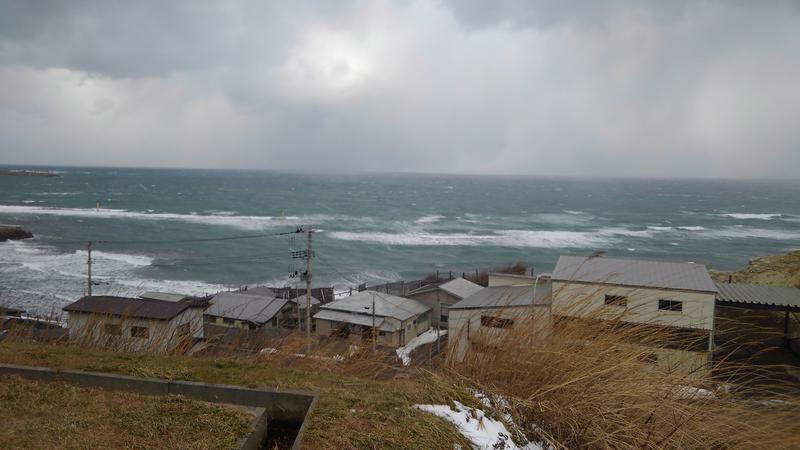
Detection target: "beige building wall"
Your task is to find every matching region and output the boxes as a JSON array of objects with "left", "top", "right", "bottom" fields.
[
  {"left": 67, "top": 307, "right": 202, "bottom": 352},
  {"left": 448, "top": 305, "right": 551, "bottom": 361},
  {"left": 406, "top": 290, "right": 460, "bottom": 328},
  {"left": 313, "top": 310, "right": 431, "bottom": 348},
  {"left": 551, "top": 281, "right": 715, "bottom": 331}
]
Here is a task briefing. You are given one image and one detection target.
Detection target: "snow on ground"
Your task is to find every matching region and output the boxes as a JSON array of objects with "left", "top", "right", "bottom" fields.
[
  {"left": 396, "top": 328, "right": 446, "bottom": 365},
  {"left": 415, "top": 401, "right": 543, "bottom": 450}
]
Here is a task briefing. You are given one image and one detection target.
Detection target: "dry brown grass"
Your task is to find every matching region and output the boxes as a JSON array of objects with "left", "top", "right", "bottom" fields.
[
  {"left": 0, "top": 374, "right": 252, "bottom": 449},
  {"left": 448, "top": 314, "right": 800, "bottom": 449}
]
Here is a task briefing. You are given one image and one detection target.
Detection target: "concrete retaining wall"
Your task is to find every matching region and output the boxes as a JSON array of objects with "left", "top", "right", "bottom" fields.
[{"left": 0, "top": 363, "right": 317, "bottom": 450}]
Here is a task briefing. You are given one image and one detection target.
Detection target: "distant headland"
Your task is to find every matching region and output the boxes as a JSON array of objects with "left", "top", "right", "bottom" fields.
[{"left": 0, "top": 170, "right": 59, "bottom": 178}]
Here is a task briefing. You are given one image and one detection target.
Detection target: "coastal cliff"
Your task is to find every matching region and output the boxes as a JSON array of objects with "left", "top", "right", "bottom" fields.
[
  {"left": 710, "top": 249, "right": 800, "bottom": 288},
  {"left": 0, "top": 225, "right": 33, "bottom": 242}
]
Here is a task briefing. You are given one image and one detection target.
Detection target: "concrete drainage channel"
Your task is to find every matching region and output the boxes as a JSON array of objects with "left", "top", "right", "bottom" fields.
[{"left": 0, "top": 363, "right": 318, "bottom": 450}]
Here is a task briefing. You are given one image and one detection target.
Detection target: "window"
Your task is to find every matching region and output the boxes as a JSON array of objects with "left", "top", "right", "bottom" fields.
[
  {"left": 378, "top": 331, "right": 387, "bottom": 336},
  {"left": 481, "top": 316, "right": 514, "bottom": 329},
  {"left": 271, "top": 317, "right": 277, "bottom": 327},
  {"left": 131, "top": 326, "right": 149, "bottom": 339},
  {"left": 176, "top": 323, "right": 190, "bottom": 336},
  {"left": 658, "top": 300, "right": 683, "bottom": 312},
  {"left": 604, "top": 295, "right": 627, "bottom": 307},
  {"left": 440, "top": 315, "right": 449, "bottom": 324},
  {"left": 103, "top": 323, "right": 122, "bottom": 336},
  {"left": 223, "top": 317, "right": 235, "bottom": 325}
]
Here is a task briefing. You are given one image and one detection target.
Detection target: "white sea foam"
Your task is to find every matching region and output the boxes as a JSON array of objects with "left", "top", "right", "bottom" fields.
[
  {"left": 0, "top": 205, "right": 339, "bottom": 231},
  {"left": 329, "top": 229, "right": 615, "bottom": 248},
  {"left": 647, "top": 226, "right": 673, "bottom": 231},
  {"left": 677, "top": 226, "right": 705, "bottom": 231},
  {"left": 414, "top": 214, "right": 445, "bottom": 225},
  {"left": 721, "top": 213, "right": 782, "bottom": 220},
  {"left": 700, "top": 227, "right": 800, "bottom": 240},
  {"left": 0, "top": 240, "right": 226, "bottom": 314},
  {"left": 530, "top": 213, "right": 592, "bottom": 226}
]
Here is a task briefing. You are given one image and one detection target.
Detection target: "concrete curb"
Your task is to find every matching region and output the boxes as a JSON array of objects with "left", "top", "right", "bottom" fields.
[{"left": 0, "top": 363, "right": 317, "bottom": 450}]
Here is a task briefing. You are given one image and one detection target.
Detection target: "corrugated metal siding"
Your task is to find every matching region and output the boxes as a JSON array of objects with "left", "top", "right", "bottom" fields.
[{"left": 715, "top": 282, "right": 800, "bottom": 308}]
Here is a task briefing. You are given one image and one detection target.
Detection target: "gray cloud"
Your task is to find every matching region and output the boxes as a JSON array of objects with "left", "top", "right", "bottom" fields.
[{"left": 0, "top": 0, "right": 799, "bottom": 178}]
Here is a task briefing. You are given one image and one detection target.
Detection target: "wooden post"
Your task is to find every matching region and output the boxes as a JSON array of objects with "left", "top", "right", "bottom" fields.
[
  {"left": 86, "top": 241, "right": 93, "bottom": 297},
  {"left": 306, "top": 227, "right": 313, "bottom": 355}
]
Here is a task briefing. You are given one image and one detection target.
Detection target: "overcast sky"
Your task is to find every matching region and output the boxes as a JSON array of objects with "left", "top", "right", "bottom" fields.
[{"left": 1, "top": 0, "right": 799, "bottom": 178}]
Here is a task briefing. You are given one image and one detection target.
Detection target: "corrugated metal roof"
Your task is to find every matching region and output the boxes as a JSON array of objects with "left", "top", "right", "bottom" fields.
[
  {"left": 63, "top": 296, "right": 191, "bottom": 320},
  {"left": 207, "top": 292, "right": 290, "bottom": 325},
  {"left": 407, "top": 278, "right": 483, "bottom": 300},
  {"left": 450, "top": 281, "right": 552, "bottom": 310},
  {"left": 715, "top": 282, "right": 800, "bottom": 309},
  {"left": 320, "top": 290, "right": 429, "bottom": 321},
  {"left": 552, "top": 255, "right": 717, "bottom": 293},
  {"left": 312, "top": 309, "right": 396, "bottom": 332},
  {"left": 138, "top": 291, "right": 189, "bottom": 302}
]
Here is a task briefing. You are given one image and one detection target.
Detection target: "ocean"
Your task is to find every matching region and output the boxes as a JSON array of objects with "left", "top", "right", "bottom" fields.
[{"left": 1, "top": 166, "right": 799, "bottom": 315}]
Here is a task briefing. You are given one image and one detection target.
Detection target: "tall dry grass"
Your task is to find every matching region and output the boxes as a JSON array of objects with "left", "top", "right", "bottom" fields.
[{"left": 446, "top": 310, "right": 800, "bottom": 449}]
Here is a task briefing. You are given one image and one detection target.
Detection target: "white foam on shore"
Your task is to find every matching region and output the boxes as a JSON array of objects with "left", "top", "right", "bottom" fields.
[
  {"left": 0, "top": 205, "right": 340, "bottom": 231},
  {"left": 700, "top": 227, "right": 800, "bottom": 240},
  {"left": 0, "top": 240, "right": 226, "bottom": 314}
]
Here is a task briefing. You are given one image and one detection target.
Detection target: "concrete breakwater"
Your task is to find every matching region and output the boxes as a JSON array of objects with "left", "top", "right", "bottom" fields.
[{"left": 0, "top": 225, "right": 33, "bottom": 242}]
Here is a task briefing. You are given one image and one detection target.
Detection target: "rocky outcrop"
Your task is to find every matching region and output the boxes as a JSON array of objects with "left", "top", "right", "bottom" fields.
[
  {"left": 710, "top": 249, "right": 800, "bottom": 288},
  {"left": 0, "top": 225, "right": 33, "bottom": 242}
]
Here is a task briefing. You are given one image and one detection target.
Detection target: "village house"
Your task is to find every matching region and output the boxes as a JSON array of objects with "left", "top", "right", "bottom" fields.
[
  {"left": 405, "top": 277, "right": 483, "bottom": 328},
  {"left": 204, "top": 291, "right": 318, "bottom": 332},
  {"left": 313, "top": 290, "right": 430, "bottom": 347},
  {"left": 448, "top": 274, "right": 551, "bottom": 361},
  {"left": 63, "top": 296, "right": 205, "bottom": 352},
  {"left": 550, "top": 255, "right": 717, "bottom": 376}
]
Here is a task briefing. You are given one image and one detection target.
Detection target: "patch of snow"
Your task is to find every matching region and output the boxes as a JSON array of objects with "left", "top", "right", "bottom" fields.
[
  {"left": 415, "top": 401, "right": 543, "bottom": 450},
  {"left": 259, "top": 347, "right": 278, "bottom": 354},
  {"left": 396, "top": 329, "right": 446, "bottom": 365}
]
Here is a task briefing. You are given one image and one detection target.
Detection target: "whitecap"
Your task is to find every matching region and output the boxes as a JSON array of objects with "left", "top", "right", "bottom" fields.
[
  {"left": 677, "top": 226, "right": 705, "bottom": 231},
  {"left": 721, "top": 213, "right": 782, "bottom": 220},
  {"left": 414, "top": 215, "right": 445, "bottom": 225},
  {"left": 0, "top": 205, "right": 340, "bottom": 231}
]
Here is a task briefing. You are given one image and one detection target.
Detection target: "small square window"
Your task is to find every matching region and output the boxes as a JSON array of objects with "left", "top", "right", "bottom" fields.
[
  {"left": 103, "top": 323, "right": 122, "bottom": 336},
  {"left": 223, "top": 317, "right": 235, "bottom": 325},
  {"left": 440, "top": 315, "right": 448, "bottom": 323},
  {"left": 658, "top": 300, "right": 683, "bottom": 312},
  {"left": 131, "top": 326, "right": 149, "bottom": 339},
  {"left": 604, "top": 295, "right": 627, "bottom": 307},
  {"left": 481, "top": 316, "right": 514, "bottom": 329}
]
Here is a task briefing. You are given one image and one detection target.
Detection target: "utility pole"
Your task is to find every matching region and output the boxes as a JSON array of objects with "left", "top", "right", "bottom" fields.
[
  {"left": 305, "top": 226, "right": 313, "bottom": 355},
  {"left": 87, "top": 241, "right": 93, "bottom": 297}
]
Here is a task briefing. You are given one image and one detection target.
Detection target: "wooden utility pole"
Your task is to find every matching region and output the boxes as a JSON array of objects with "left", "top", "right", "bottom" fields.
[
  {"left": 86, "top": 241, "right": 93, "bottom": 297},
  {"left": 305, "top": 226, "right": 313, "bottom": 355}
]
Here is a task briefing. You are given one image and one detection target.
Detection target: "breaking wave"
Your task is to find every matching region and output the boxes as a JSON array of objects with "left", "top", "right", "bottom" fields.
[
  {"left": 329, "top": 229, "right": 617, "bottom": 248},
  {"left": 720, "top": 213, "right": 782, "bottom": 220},
  {"left": 414, "top": 215, "right": 446, "bottom": 225},
  {"left": 0, "top": 205, "right": 341, "bottom": 231}
]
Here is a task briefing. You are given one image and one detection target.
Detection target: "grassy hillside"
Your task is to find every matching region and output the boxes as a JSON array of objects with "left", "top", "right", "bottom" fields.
[
  {"left": 0, "top": 340, "right": 471, "bottom": 450},
  {"left": 710, "top": 249, "right": 800, "bottom": 287}
]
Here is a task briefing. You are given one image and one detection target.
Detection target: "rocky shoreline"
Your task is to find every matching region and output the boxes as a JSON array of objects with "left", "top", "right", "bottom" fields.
[{"left": 0, "top": 225, "right": 33, "bottom": 242}]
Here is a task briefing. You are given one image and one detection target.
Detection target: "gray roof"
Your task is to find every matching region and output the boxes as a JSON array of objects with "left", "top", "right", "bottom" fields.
[
  {"left": 320, "top": 290, "right": 430, "bottom": 321},
  {"left": 552, "top": 255, "right": 717, "bottom": 293},
  {"left": 207, "top": 292, "right": 290, "bottom": 325},
  {"left": 139, "top": 291, "right": 190, "bottom": 302},
  {"left": 288, "top": 296, "right": 321, "bottom": 308},
  {"left": 450, "top": 281, "right": 552, "bottom": 310},
  {"left": 407, "top": 277, "right": 484, "bottom": 300},
  {"left": 313, "top": 309, "right": 397, "bottom": 332},
  {"left": 716, "top": 282, "right": 800, "bottom": 309}
]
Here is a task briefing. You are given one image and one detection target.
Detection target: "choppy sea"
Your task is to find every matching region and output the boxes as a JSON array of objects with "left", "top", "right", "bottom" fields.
[{"left": 1, "top": 166, "right": 799, "bottom": 315}]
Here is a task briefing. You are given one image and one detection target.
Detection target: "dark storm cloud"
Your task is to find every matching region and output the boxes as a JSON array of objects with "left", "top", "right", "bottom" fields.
[{"left": 0, "top": 0, "right": 799, "bottom": 178}]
